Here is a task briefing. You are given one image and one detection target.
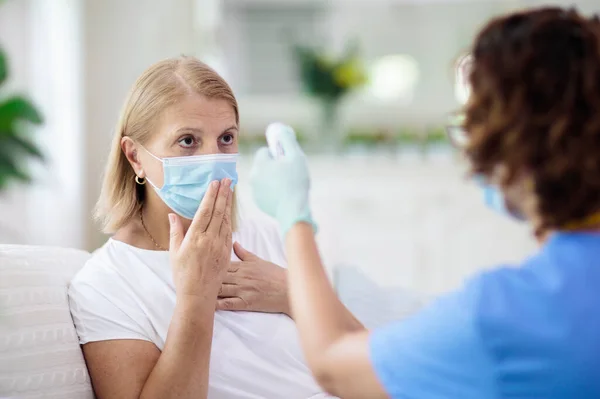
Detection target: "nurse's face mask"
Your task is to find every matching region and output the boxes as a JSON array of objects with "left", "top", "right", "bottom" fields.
[
  {"left": 142, "top": 148, "right": 238, "bottom": 220},
  {"left": 446, "top": 119, "right": 524, "bottom": 221},
  {"left": 478, "top": 179, "right": 525, "bottom": 221}
]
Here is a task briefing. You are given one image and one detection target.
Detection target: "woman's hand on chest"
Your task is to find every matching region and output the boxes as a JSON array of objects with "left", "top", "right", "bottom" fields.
[{"left": 216, "top": 242, "right": 290, "bottom": 316}]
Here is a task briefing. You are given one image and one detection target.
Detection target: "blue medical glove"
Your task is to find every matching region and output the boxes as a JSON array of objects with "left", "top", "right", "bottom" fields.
[{"left": 250, "top": 129, "right": 317, "bottom": 237}]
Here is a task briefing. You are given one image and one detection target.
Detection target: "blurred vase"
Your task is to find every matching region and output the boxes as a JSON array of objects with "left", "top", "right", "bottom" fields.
[{"left": 317, "top": 98, "right": 343, "bottom": 153}]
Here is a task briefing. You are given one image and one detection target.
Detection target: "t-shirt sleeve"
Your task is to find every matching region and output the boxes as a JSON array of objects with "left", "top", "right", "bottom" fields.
[
  {"left": 68, "top": 277, "right": 153, "bottom": 345},
  {"left": 369, "top": 277, "right": 496, "bottom": 399}
]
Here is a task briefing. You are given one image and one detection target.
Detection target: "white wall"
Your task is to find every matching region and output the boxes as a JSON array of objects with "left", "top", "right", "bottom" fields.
[{"left": 27, "top": 0, "right": 85, "bottom": 249}]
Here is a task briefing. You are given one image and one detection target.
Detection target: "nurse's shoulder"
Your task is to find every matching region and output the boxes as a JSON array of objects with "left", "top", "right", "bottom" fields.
[{"left": 474, "top": 232, "right": 600, "bottom": 398}]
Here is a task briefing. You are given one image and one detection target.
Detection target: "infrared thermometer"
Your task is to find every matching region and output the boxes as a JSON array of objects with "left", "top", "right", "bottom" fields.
[{"left": 265, "top": 122, "right": 296, "bottom": 159}]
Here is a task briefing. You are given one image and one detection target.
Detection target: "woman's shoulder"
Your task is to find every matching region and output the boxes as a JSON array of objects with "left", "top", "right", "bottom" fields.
[
  {"left": 70, "top": 239, "right": 161, "bottom": 291},
  {"left": 68, "top": 240, "right": 159, "bottom": 345},
  {"left": 70, "top": 240, "right": 127, "bottom": 290}
]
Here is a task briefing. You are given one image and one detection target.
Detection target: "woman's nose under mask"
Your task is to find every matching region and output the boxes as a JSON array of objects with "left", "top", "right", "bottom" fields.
[{"left": 143, "top": 148, "right": 239, "bottom": 219}]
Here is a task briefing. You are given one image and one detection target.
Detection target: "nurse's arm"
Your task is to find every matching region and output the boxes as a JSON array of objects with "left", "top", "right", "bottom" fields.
[{"left": 285, "top": 223, "right": 389, "bottom": 398}]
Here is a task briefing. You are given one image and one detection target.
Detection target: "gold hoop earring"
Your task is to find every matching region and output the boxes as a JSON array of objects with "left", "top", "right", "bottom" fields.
[{"left": 135, "top": 175, "right": 146, "bottom": 185}]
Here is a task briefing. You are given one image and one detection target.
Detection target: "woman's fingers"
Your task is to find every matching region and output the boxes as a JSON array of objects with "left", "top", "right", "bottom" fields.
[
  {"left": 220, "top": 262, "right": 247, "bottom": 284},
  {"left": 216, "top": 297, "right": 247, "bottom": 311},
  {"left": 189, "top": 180, "right": 220, "bottom": 234},
  {"left": 218, "top": 283, "right": 238, "bottom": 298},
  {"left": 233, "top": 242, "right": 258, "bottom": 261},
  {"left": 220, "top": 181, "right": 234, "bottom": 238},
  {"left": 168, "top": 213, "right": 183, "bottom": 253},
  {"left": 207, "top": 178, "right": 231, "bottom": 236}
]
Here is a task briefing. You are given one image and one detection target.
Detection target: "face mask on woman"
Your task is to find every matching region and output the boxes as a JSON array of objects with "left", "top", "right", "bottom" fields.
[{"left": 143, "top": 148, "right": 239, "bottom": 219}]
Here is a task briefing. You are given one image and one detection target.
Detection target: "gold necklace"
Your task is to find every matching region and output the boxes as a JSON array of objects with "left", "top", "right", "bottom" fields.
[{"left": 140, "top": 209, "right": 167, "bottom": 251}]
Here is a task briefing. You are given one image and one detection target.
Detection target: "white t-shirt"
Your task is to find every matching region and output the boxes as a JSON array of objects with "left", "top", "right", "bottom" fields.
[{"left": 68, "top": 217, "right": 329, "bottom": 399}]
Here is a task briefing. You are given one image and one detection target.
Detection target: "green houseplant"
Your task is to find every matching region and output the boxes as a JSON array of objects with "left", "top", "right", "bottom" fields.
[
  {"left": 0, "top": 44, "right": 44, "bottom": 190},
  {"left": 293, "top": 41, "right": 367, "bottom": 151}
]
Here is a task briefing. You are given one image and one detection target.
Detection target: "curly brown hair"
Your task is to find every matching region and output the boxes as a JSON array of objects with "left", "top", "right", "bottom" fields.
[{"left": 464, "top": 7, "right": 600, "bottom": 232}]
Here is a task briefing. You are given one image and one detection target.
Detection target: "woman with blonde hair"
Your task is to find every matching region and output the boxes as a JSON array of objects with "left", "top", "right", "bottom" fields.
[{"left": 68, "top": 56, "right": 338, "bottom": 398}]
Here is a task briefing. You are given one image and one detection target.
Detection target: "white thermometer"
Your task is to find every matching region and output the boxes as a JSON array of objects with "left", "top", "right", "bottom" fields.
[{"left": 265, "top": 122, "right": 296, "bottom": 159}]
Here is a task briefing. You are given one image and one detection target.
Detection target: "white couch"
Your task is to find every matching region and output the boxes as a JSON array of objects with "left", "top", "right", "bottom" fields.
[{"left": 0, "top": 245, "right": 94, "bottom": 399}]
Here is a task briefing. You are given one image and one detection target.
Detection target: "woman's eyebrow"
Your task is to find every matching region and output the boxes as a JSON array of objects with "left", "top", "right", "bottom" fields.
[
  {"left": 173, "top": 127, "right": 204, "bottom": 136},
  {"left": 173, "top": 126, "right": 238, "bottom": 135},
  {"left": 223, "top": 125, "right": 239, "bottom": 133}
]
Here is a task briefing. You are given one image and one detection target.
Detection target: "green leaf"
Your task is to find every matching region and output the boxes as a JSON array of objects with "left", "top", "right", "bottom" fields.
[
  {"left": 0, "top": 96, "right": 43, "bottom": 131},
  {"left": 2, "top": 134, "right": 44, "bottom": 160},
  {"left": 0, "top": 155, "right": 31, "bottom": 184},
  {"left": 0, "top": 135, "right": 38, "bottom": 180},
  {"left": 0, "top": 48, "right": 6, "bottom": 86}
]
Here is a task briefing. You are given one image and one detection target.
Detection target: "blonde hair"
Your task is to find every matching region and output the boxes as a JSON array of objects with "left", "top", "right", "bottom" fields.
[{"left": 96, "top": 56, "right": 240, "bottom": 233}]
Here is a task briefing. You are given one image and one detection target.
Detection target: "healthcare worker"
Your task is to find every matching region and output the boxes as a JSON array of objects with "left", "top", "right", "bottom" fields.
[{"left": 249, "top": 7, "right": 600, "bottom": 399}]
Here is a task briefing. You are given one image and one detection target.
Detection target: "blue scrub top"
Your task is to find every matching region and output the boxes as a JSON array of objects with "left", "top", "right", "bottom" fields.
[{"left": 369, "top": 232, "right": 600, "bottom": 399}]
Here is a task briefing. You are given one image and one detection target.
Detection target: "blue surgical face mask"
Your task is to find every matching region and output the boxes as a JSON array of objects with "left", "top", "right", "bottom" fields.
[
  {"left": 476, "top": 177, "right": 525, "bottom": 221},
  {"left": 143, "top": 149, "right": 239, "bottom": 220},
  {"left": 483, "top": 184, "right": 510, "bottom": 216}
]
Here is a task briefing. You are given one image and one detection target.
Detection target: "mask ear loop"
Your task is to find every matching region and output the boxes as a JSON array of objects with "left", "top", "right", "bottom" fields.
[{"left": 138, "top": 144, "right": 164, "bottom": 190}]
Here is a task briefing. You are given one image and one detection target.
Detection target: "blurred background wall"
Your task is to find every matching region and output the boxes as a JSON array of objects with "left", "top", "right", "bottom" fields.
[{"left": 0, "top": 0, "right": 597, "bottom": 294}]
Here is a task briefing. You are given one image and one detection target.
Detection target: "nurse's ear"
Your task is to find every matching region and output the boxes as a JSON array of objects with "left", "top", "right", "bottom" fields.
[{"left": 121, "top": 136, "right": 145, "bottom": 179}]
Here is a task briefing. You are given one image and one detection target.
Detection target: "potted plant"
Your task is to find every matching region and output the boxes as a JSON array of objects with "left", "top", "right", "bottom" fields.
[{"left": 293, "top": 41, "right": 367, "bottom": 152}]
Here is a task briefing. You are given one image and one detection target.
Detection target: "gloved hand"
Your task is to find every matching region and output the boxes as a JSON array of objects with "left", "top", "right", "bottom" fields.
[{"left": 250, "top": 126, "right": 317, "bottom": 237}]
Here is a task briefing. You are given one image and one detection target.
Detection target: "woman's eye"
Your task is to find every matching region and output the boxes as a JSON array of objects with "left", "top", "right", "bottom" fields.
[
  {"left": 220, "top": 134, "right": 234, "bottom": 145},
  {"left": 178, "top": 136, "right": 196, "bottom": 148}
]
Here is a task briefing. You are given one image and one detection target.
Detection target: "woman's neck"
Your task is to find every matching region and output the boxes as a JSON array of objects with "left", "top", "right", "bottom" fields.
[
  {"left": 114, "top": 196, "right": 190, "bottom": 251},
  {"left": 139, "top": 206, "right": 170, "bottom": 250}
]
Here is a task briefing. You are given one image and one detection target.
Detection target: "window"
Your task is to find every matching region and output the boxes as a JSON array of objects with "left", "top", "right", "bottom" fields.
[
  {"left": 221, "top": 0, "right": 329, "bottom": 96},
  {"left": 368, "top": 54, "right": 420, "bottom": 103}
]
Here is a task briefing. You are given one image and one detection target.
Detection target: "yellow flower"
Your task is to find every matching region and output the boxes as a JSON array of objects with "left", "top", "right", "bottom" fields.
[{"left": 333, "top": 59, "right": 367, "bottom": 89}]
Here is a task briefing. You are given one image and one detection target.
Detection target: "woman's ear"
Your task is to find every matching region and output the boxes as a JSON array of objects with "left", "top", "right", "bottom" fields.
[{"left": 121, "top": 137, "right": 145, "bottom": 178}]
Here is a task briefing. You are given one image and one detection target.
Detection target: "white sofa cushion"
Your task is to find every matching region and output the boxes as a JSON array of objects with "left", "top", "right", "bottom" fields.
[{"left": 0, "top": 245, "right": 94, "bottom": 399}]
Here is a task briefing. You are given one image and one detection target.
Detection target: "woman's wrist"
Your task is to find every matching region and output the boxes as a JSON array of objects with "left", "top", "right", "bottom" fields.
[
  {"left": 177, "top": 292, "right": 215, "bottom": 309},
  {"left": 177, "top": 280, "right": 221, "bottom": 307},
  {"left": 279, "top": 270, "right": 293, "bottom": 317}
]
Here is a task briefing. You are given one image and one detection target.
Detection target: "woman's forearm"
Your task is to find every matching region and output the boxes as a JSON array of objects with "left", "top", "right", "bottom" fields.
[
  {"left": 140, "top": 290, "right": 218, "bottom": 399},
  {"left": 285, "top": 223, "right": 365, "bottom": 372}
]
